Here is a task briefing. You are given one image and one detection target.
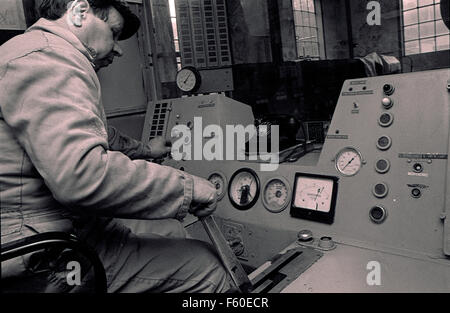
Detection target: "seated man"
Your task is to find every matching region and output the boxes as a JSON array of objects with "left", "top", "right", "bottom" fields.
[{"left": 0, "top": 0, "right": 233, "bottom": 293}]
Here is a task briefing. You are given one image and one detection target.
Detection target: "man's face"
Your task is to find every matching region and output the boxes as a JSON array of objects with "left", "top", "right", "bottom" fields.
[{"left": 88, "top": 6, "right": 125, "bottom": 70}]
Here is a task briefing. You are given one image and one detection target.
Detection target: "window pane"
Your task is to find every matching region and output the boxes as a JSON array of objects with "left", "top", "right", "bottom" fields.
[
  {"left": 309, "top": 12, "right": 316, "bottom": 27},
  {"left": 418, "top": 0, "right": 433, "bottom": 6},
  {"left": 436, "top": 19, "right": 450, "bottom": 35},
  {"left": 300, "top": 0, "right": 308, "bottom": 11},
  {"left": 405, "top": 40, "right": 420, "bottom": 54},
  {"left": 403, "top": 9, "right": 418, "bottom": 25},
  {"left": 297, "top": 43, "right": 305, "bottom": 57},
  {"left": 304, "top": 42, "right": 313, "bottom": 56},
  {"left": 296, "top": 26, "right": 304, "bottom": 38},
  {"left": 310, "top": 27, "right": 318, "bottom": 40},
  {"left": 295, "top": 26, "right": 303, "bottom": 41},
  {"left": 174, "top": 40, "right": 180, "bottom": 52},
  {"left": 436, "top": 35, "right": 450, "bottom": 50},
  {"left": 403, "top": 0, "right": 417, "bottom": 10},
  {"left": 169, "top": 0, "right": 176, "bottom": 17},
  {"left": 419, "top": 21, "right": 435, "bottom": 37},
  {"left": 307, "top": 0, "right": 315, "bottom": 12},
  {"left": 172, "top": 18, "right": 178, "bottom": 40},
  {"left": 303, "top": 11, "right": 310, "bottom": 26},
  {"left": 418, "top": 5, "right": 434, "bottom": 22},
  {"left": 294, "top": 11, "right": 302, "bottom": 25},
  {"left": 404, "top": 25, "right": 419, "bottom": 40},
  {"left": 420, "top": 37, "right": 436, "bottom": 52},
  {"left": 312, "top": 43, "right": 319, "bottom": 56},
  {"left": 303, "top": 27, "right": 311, "bottom": 39},
  {"left": 293, "top": 0, "right": 301, "bottom": 11},
  {"left": 435, "top": 4, "right": 442, "bottom": 19}
]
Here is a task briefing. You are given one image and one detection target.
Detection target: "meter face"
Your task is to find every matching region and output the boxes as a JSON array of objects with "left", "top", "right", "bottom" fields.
[
  {"left": 208, "top": 172, "right": 227, "bottom": 200},
  {"left": 228, "top": 168, "right": 260, "bottom": 210},
  {"left": 293, "top": 176, "right": 334, "bottom": 212},
  {"left": 262, "top": 177, "right": 290, "bottom": 213},
  {"left": 290, "top": 173, "right": 338, "bottom": 224}
]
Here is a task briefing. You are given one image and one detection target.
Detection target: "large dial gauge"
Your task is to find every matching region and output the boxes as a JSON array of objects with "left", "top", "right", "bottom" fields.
[
  {"left": 335, "top": 147, "right": 363, "bottom": 176},
  {"left": 262, "top": 177, "right": 291, "bottom": 213},
  {"left": 208, "top": 172, "right": 227, "bottom": 201},
  {"left": 176, "top": 66, "right": 201, "bottom": 93},
  {"left": 228, "top": 168, "right": 260, "bottom": 210}
]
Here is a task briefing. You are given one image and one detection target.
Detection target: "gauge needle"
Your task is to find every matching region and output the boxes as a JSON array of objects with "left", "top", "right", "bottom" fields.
[
  {"left": 314, "top": 187, "right": 323, "bottom": 201},
  {"left": 342, "top": 157, "right": 355, "bottom": 170},
  {"left": 183, "top": 73, "right": 191, "bottom": 84},
  {"left": 239, "top": 185, "right": 251, "bottom": 204}
]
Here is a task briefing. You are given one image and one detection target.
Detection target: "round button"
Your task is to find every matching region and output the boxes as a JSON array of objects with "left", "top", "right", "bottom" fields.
[
  {"left": 375, "top": 159, "right": 390, "bottom": 174},
  {"left": 370, "top": 206, "right": 387, "bottom": 223},
  {"left": 382, "top": 97, "right": 393, "bottom": 109},
  {"left": 297, "top": 229, "right": 314, "bottom": 242},
  {"left": 318, "top": 236, "right": 334, "bottom": 249},
  {"left": 383, "top": 84, "right": 395, "bottom": 95},
  {"left": 376, "top": 135, "right": 392, "bottom": 150},
  {"left": 378, "top": 112, "right": 394, "bottom": 127},
  {"left": 373, "top": 182, "right": 389, "bottom": 198},
  {"left": 411, "top": 188, "right": 421, "bottom": 198},
  {"left": 413, "top": 163, "right": 423, "bottom": 173}
]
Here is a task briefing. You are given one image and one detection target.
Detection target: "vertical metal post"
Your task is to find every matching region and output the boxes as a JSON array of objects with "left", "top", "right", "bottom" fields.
[{"left": 141, "top": 0, "right": 163, "bottom": 102}]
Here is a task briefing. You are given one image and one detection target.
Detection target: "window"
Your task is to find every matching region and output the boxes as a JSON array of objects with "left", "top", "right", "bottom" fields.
[
  {"left": 292, "top": 0, "right": 323, "bottom": 59},
  {"left": 169, "top": 0, "right": 181, "bottom": 69},
  {"left": 401, "top": 0, "right": 450, "bottom": 55}
]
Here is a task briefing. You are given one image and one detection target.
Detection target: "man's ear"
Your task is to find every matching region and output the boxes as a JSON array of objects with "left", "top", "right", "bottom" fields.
[{"left": 67, "top": 0, "right": 90, "bottom": 27}]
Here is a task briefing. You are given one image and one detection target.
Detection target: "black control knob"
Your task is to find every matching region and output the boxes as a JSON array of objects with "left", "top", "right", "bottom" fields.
[
  {"left": 383, "top": 84, "right": 395, "bottom": 95},
  {"left": 411, "top": 188, "right": 421, "bottom": 198},
  {"left": 413, "top": 163, "right": 423, "bottom": 173},
  {"left": 370, "top": 206, "right": 387, "bottom": 223}
]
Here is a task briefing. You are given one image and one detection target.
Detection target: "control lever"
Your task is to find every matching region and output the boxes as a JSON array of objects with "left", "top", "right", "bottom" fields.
[{"left": 200, "top": 215, "right": 253, "bottom": 293}]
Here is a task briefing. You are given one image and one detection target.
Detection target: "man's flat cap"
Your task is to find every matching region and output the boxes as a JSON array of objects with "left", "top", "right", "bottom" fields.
[{"left": 90, "top": 0, "right": 140, "bottom": 40}]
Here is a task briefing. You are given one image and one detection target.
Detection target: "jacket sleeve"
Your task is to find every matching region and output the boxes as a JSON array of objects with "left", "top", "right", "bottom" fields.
[
  {"left": 107, "top": 125, "right": 151, "bottom": 160},
  {"left": 0, "top": 48, "right": 193, "bottom": 220}
]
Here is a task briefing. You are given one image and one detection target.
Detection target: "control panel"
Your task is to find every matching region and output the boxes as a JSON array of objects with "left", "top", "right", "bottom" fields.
[{"left": 142, "top": 69, "right": 450, "bottom": 292}]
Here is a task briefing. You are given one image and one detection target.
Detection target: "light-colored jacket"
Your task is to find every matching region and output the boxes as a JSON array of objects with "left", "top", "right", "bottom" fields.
[{"left": 0, "top": 19, "right": 194, "bottom": 241}]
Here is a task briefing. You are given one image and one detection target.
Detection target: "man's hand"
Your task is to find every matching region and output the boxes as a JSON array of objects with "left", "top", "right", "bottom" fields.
[
  {"left": 189, "top": 175, "right": 218, "bottom": 217},
  {"left": 145, "top": 136, "right": 172, "bottom": 159}
]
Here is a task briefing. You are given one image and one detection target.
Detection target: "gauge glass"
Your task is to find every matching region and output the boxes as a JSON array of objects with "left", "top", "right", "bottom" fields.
[
  {"left": 335, "top": 147, "right": 362, "bottom": 176},
  {"left": 293, "top": 176, "right": 334, "bottom": 212},
  {"left": 263, "top": 178, "right": 290, "bottom": 213},
  {"left": 208, "top": 172, "right": 226, "bottom": 200},
  {"left": 176, "top": 67, "right": 200, "bottom": 92},
  {"left": 228, "top": 169, "right": 259, "bottom": 210}
]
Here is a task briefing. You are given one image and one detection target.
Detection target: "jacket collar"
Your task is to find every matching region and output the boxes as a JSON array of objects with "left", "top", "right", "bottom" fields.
[{"left": 27, "top": 18, "right": 96, "bottom": 67}]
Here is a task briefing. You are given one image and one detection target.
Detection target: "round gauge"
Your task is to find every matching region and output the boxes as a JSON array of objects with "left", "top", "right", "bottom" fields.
[
  {"left": 335, "top": 147, "right": 363, "bottom": 176},
  {"left": 208, "top": 172, "right": 227, "bottom": 201},
  {"left": 262, "top": 177, "right": 291, "bottom": 213},
  {"left": 228, "top": 168, "right": 260, "bottom": 210},
  {"left": 176, "top": 66, "right": 201, "bottom": 93}
]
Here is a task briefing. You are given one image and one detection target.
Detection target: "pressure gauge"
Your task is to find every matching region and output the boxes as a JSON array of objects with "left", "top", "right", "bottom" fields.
[
  {"left": 335, "top": 147, "right": 363, "bottom": 176},
  {"left": 262, "top": 177, "right": 291, "bottom": 213},
  {"left": 176, "top": 66, "right": 201, "bottom": 93},
  {"left": 228, "top": 168, "right": 260, "bottom": 210},
  {"left": 208, "top": 172, "right": 227, "bottom": 201}
]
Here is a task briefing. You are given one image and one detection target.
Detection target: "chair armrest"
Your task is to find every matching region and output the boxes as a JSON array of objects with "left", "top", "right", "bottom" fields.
[{"left": 1, "top": 232, "right": 107, "bottom": 293}]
